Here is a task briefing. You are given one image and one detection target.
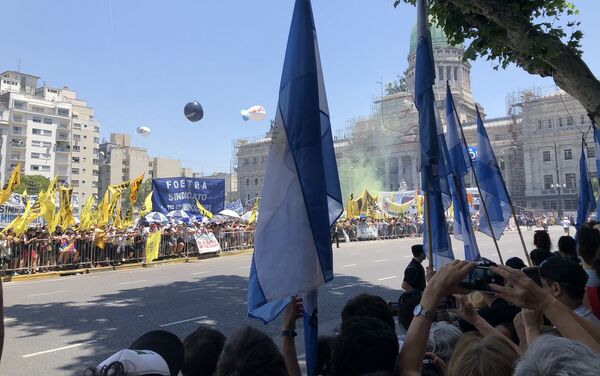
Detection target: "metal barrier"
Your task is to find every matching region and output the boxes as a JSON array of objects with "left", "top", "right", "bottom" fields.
[{"left": 216, "top": 231, "right": 255, "bottom": 252}]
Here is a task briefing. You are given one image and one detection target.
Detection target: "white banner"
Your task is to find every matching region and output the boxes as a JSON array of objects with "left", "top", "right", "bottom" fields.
[
  {"left": 356, "top": 223, "right": 378, "bottom": 239},
  {"left": 195, "top": 233, "right": 221, "bottom": 254}
]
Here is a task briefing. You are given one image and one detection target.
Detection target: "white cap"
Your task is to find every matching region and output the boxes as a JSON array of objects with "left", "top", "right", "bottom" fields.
[{"left": 96, "top": 349, "right": 170, "bottom": 375}]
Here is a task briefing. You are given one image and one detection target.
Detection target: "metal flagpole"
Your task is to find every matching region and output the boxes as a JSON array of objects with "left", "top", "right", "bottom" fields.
[{"left": 450, "top": 99, "right": 504, "bottom": 265}]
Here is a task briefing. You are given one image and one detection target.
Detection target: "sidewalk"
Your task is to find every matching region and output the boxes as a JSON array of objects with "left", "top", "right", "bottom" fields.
[{"left": 1, "top": 248, "right": 254, "bottom": 283}]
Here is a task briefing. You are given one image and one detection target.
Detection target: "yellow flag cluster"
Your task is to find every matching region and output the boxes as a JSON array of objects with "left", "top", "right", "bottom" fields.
[
  {"left": 346, "top": 190, "right": 379, "bottom": 219},
  {"left": 139, "top": 191, "right": 153, "bottom": 217}
]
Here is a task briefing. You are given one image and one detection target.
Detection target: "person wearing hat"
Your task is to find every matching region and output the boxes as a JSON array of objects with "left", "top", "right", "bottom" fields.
[
  {"left": 89, "top": 330, "right": 184, "bottom": 376},
  {"left": 561, "top": 216, "right": 572, "bottom": 235},
  {"left": 540, "top": 256, "right": 600, "bottom": 326}
]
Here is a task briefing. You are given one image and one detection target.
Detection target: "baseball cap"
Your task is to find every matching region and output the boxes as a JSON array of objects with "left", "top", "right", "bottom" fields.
[
  {"left": 540, "top": 256, "right": 588, "bottom": 291},
  {"left": 96, "top": 349, "right": 170, "bottom": 375},
  {"left": 129, "top": 330, "right": 184, "bottom": 376}
]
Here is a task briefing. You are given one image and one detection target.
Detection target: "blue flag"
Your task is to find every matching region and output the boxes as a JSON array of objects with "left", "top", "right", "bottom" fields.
[
  {"left": 475, "top": 108, "right": 512, "bottom": 240},
  {"left": 415, "top": 0, "right": 453, "bottom": 268},
  {"left": 593, "top": 127, "right": 600, "bottom": 218},
  {"left": 247, "top": 1, "right": 343, "bottom": 375},
  {"left": 445, "top": 84, "right": 481, "bottom": 261},
  {"left": 576, "top": 139, "right": 596, "bottom": 229}
]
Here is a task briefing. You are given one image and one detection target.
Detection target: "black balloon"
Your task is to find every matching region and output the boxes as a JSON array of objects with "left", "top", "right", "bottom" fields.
[{"left": 184, "top": 101, "right": 204, "bottom": 122}]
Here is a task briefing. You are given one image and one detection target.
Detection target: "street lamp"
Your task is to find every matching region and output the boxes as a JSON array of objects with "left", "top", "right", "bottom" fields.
[{"left": 550, "top": 183, "right": 567, "bottom": 218}]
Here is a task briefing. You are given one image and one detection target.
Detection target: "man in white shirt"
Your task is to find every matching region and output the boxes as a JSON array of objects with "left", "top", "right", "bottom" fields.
[
  {"left": 540, "top": 256, "right": 600, "bottom": 326},
  {"left": 561, "top": 216, "right": 571, "bottom": 235}
]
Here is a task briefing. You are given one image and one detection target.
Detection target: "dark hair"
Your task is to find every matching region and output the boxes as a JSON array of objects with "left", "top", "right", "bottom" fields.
[
  {"left": 216, "top": 326, "right": 287, "bottom": 376},
  {"left": 182, "top": 325, "right": 226, "bottom": 376},
  {"left": 505, "top": 257, "right": 527, "bottom": 270},
  {"left": 576, "top": 224, "right": 600, "bottom": 265},
  {"left": 533, "top": 230, "right": 551, "bottom": 252},
  {"left": 316, "top": 336, "right": 334, "bottom": 376},
  {"left": 411, "top": 244, "right": 424, "bottom": 257},
  {"left": 331, "top": 317, "right": 399, "bottom": 376},
  {"left": 558, "top": 236, "right": 577, "bottom": 257},
  {"left": 341, "top": 293, "right": 395, "bottom": 332},
  {"left": 397, "top": 290, "right": 422, "bottom": 330},
  {"left": 530, "top": 249, "right": 553, "bottom": 266}
]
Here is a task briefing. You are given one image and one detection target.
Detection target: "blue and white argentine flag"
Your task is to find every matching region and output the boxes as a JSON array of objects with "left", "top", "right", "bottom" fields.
[{"left": 247, "top": 0, "right": 343, "bottom": 375}]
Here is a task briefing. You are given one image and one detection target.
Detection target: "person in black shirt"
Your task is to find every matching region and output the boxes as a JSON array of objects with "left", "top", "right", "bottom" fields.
[{"left": 402, "top": 244, "right": 426, "bottom": 291}]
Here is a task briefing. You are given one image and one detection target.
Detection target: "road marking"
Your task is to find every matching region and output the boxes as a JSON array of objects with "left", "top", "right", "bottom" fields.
[
  {"left": 27, "top": 290, "right": 66, "bottom": 298},
  {"left": 238, "top": 266, "right": 250, "bottom": 269},
  {"left": 179, "top": 287, "right": 205, "bottom": 293},
  {"left": 341, "top": 264, "right": 356, "bottom": 267},
  {"left": 118, "top": 280, "right": 147, "bottom": 285},
  {"left": 377, "top": 275, "right": 398, "bottom": 281},
  {"left": 22, "top": 341, "right": 96, "bottom": 358},
  {"left": 374, "top": 259, "right": 389, "bottom": 263},
  {"left": 4, "top": 318, "right": 16, "bottom": 323},
  {"left": 192, "top": 271, "right": 211, "bottom": 275},
  {"left": 160, "top": 315, "right": 208, "bottom": 328},
  {"left": 331, "top": 283, "right": 356, "bottom": 290}
]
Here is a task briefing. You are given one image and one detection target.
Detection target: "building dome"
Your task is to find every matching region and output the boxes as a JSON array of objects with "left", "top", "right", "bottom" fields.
[{"left": 408, "top": 21, "right": 455, "bottom": 56}]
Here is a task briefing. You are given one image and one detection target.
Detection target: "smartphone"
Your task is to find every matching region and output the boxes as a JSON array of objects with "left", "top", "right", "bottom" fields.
[
  {"left": 523, "top": 266, "right": 542, "bottom": 287},
  {"left": 459, "top": 266, "right": 504, "bottom": 291},
  {"left": 437, "top": 295, "right": 457, "bottom": 310}
]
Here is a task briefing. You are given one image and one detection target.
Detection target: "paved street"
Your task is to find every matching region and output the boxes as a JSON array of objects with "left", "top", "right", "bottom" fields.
[{"left": 1, "top": 226, "right": 565, "bottom": 375}]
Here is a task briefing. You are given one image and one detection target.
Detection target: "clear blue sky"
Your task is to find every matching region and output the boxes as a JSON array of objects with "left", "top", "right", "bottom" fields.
[{"left": 2, "top": 0, "right": 598, "bottom": 174}]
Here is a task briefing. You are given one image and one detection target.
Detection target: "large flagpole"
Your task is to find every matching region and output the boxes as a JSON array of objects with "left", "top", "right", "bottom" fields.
[{"left": 451, "top": 99, "right": 504, "bottom": 265}]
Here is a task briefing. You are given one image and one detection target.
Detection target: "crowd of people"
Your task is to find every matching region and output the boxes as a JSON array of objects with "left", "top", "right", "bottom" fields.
[
  {"left": 68, "top": 220, "right": 600, "bottom": 376},
  {"left": 0, "top": 220, "right": 255, "bottom": 275}
]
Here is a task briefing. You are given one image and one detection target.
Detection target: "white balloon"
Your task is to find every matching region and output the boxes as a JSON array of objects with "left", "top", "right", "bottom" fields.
[
  {"left": 136, "top": 126, "right": 151, "bottom": 136},
  {"left": 240, "top": 105, "right": 266, "bottom": 121}
]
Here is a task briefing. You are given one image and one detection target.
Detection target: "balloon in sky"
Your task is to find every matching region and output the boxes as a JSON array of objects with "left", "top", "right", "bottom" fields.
[
  {"left": 240, "top": 105, "right": 266, "bottom": 121},
  {"left": 135, "top": 126, "right": 151, "bottom": 136},
  {"left": 184, "top": 101, "right": 204, "bottom": 122}
]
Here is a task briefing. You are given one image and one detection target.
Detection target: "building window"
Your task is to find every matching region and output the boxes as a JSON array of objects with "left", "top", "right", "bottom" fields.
[
  {"left": 31, "top": 165, "right": 51, "bottom": 172},
  {"left": 564, "top": 149, "right": 572, "bottom": 160},
  {"left": 253, "top": 157, "right": 257, "bottom": 165},
  {"left": 254, "top": 178, "right": 258, "bottom": 185},
  {"left": 567, "top": 116, "right": 573, "bottom": 127},
  {"left": 547, "top": 119, "right": 553, "bottom": 128},
  {"left": 543, "top": 174, "right": 554, "bottom": 190},
  {"left": 93, "top": 137, "right": 99, "bottom": 143},
  {"left": 13, "top": 127, "right": 22, "bottom": 135},
  {"left": 565, "top": 173, "right": 576, "bottom": 190},
  {"left": 13, "top": 115, "right": 22, "bottom": 123},
  {"left": 71, "top": 180, "right": 79, "bottom": 187},
  {"left": 43, "top": 117, "right": 52, "bottom": 124},
  {"left": 72, "top": 145, "right": 81, "bottom": 152},
  {"left": 32, "top": 128, "right": 52, "bottom": 136},
  {"left": 581, "top": 114, "right": 586, "bottom": 125},
  {"left": 542, "top": 151, "right": 551, "bottom": 162},
  {"left": 588, "top": 146, "right": 595, "bottom": 158},
  {"left": 438, "top": 66, "right": 443, "bottom": 80},
  {"left": 243, "top": 158, "right": 249, "bottom": 166},
  {"left": 537, "top": 120, "right": 543, "bottom": 129},
  {"left": 454, "top": 66, "right": 458, "bottom": 81},
  {"left": 246, "top": 179, "right": 249, "bottom": 186},
  {"left": 72, "top": 157, "right": 80, "bottom": 163},
  {"left": 72, "top": 168, "right": 80, "bottom": 174},
  {"left": 558, "top": 118, "right": 563, "bottom": 127},
  {"left": 31, "top": 106, "right": 45, "bottom": 113},
  {"left": 73, "top": 123, "right": 81, "bottom": 130},
  {"left": 57, "top": 108, "right": 70, "bottom": 116},
  {"left": 32, "top": 116, "right": 42, "bottom": 123},
  {"left": 73, "top": 134, "right": 81, "bottom": 141},
  {"left": 13, "top": 101, "right": 26, "bottom": 109}
]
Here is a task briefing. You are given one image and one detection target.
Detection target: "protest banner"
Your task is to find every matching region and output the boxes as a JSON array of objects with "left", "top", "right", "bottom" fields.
[
  {"left": 151, "top": 177, "right": 225, "bottom": 214},
  {"left": 195, "top": 232, "right": 221, "bottom": 254}
]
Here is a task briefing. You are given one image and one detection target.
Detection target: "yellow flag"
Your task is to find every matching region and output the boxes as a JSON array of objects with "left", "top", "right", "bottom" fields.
[
  {"left": 108, "top": 180, "right": 131, "bottom": 196},
  {"left": 40, "top": 184, "right": 57, "bottom": 233},
  {"left": 249, "top": 198, "right": 259, "bottom": 224},
  {"left": 94, "top": 227, "right": 106, "bottom": 250},
  {"left": 139, "top": 191, "right": 153, "bottom": 217},
  {"left": 79, "top": 195, "right": 95, "bottom": 230},
  {"left": 145, "top": 231, "right": 161, "bottom": 263},
  {"left": 195, "top": 199, "right": 213, "bottom": 219},
  {"left": 97, "top": 190, "right": 110, "bottom": 225},
  {"left": 14, "top": 199, "right": 32, "bottom": 236},
  {"left": 129, "top": 175, "right": 144, "bottom": 205},
  {"left": 58, "top": 186, "right": 75, "bottom": 229},
  {"left": 1, "top": 214, "right": 21, "bottom": 234},
  {"left": 0, "top": 163, "right": 21, "bottom": 204}
]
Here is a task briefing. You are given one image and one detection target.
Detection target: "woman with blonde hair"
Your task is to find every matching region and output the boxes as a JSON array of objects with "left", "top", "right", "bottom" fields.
[{"left": 446, "top": 333, "right": 519, "bottom": 376}]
